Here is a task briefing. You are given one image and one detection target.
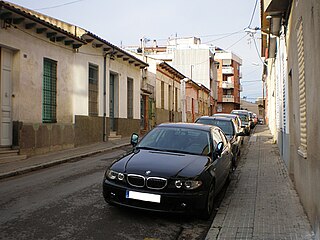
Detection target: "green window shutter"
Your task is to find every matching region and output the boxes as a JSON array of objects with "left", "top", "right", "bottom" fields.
[
  {"left": 43, "top": 58, "right": 57, "bottom": 123},
  {"left": 88, "top": 63, "right": 99, "bottom": 116}
]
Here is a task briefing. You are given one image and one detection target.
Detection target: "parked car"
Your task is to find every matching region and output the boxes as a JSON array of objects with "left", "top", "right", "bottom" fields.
[
  {"left": 258, "top": 118, "right": 264, "bottom": 124},
  {"left": 248, "top": 111, "right": 255, "bottom": 129},
  {"left": 252, "top": 113, "right": 258, "bottom": 126},
  {"left": 103, "top": 123, "right": 233, "bottom": 219},
  {"left": 230, "top": 110, "right": 251, "bottom": 135},
  {"left": 195, "top": 116, "right": 246, "bottom": 169},
  {"left": 213, "top": 113, "right": 243, "bottom": 140}
]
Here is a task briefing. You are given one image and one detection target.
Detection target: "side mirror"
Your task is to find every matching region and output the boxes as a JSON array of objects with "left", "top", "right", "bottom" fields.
[
  {"left": 216, "top": 142, "right": 224, "bottom": 156},
  {"left": 130, "top": 133, "right": 139, "bottom": 146}
]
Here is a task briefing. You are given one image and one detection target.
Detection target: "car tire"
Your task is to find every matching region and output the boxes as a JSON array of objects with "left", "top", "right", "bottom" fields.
[{"left": 200, "top": 182, "right": 215, "bottom": 220}]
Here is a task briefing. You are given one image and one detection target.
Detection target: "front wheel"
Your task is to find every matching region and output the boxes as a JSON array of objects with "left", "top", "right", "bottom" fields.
[{"left": 200, "top": 182, "right": 215, "bottom": 219}]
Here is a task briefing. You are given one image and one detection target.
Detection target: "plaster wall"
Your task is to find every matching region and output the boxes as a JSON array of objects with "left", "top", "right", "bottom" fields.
[
  {"left": 109, "top": 58, "right": 141, "bottom": 119},
  {"left": 0, "top": 24, "right": 76, "bottom": 124},
  {"left": 286, "top": 0, "right": 320, "bottom": 236}
]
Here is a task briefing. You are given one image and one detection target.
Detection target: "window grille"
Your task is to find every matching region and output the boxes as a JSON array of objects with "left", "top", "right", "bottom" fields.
[
  {"left": 127, "top": 78, "right": 133, "bottom": 118},
  {"left": 297, "top": 19, "right": 307, "bottom": 158},
  {"left": 89, "top": 64, "right": 99, "bottom": 116},
  {"left": 175, "top": 87, "right": 178, "bottom": 112},
  {"left": 43, "top": 58, "right": 57, "bottom": 123},
  {"left": 161, "top": 82, "right": 164, "bottom": 109}
]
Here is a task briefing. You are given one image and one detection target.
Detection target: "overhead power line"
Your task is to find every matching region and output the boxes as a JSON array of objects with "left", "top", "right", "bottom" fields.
[
  {"left": 248, "top": 0, "right": 259, "bottom": 28},
  {"left": 226, "top": 33, "right": 248, "bottom": 50},
  {"left": 203, "top": 30, "right": 244, "bottom": 44},
  {"left": 34, "top": 0, "right": 86, "bottom": 11}
]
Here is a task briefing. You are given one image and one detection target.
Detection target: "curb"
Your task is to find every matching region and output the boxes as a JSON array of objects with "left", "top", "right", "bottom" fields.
[{"left": 0, "top": 142, "right": 130, "bottom": 180}]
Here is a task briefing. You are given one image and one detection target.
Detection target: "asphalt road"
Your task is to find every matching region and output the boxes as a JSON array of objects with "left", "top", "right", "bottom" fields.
[{"left": 0, "top": 146, "right": 227, "bottom": 240}]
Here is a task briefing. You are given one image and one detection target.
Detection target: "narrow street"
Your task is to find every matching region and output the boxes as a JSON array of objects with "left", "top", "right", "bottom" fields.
[
  {"left": 0, "top": 145, "right": 231, "bottom": 240},
  {"left": 0, "top": 126, "right": 315, "bottom": 239}
]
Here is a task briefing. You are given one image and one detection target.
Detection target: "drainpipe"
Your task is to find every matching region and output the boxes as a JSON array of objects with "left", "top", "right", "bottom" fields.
[{"left": 103, "top": 54, "right": 107, "bottom": 141}]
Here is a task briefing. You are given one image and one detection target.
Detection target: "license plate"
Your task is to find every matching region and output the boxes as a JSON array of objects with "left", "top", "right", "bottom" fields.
[{"left": 126, "top": 190, "right": 161, "bottom": 203}]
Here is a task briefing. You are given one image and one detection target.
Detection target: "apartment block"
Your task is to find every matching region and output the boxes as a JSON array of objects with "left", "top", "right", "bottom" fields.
[{"left": 215, "top": 48, "right": 243, "bottom": 113}]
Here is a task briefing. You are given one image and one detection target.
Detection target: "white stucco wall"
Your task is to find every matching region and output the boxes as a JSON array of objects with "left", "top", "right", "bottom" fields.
[
  {"left": 109, "top": 58, "right": 141, "bottom": 119},
  {"left": 173, "top": 48, "right": 211, "bottom": 89},
  {"left": 0, "top": 23, "right": 142, "bottom": 124},
  {"left": 1, "top": 25, "right": 76, "bottom": 123}
]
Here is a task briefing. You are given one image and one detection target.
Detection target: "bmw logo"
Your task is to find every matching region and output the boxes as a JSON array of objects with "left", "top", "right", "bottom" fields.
[{"left": 145, "top": 170, "right": 151, "bottom": 175}]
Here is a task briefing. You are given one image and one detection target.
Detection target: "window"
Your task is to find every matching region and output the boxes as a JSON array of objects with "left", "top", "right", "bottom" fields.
[
  {"left": 175, "top": 87, "right": 178, "bottom": 112},
  {"left": 89, "top": 64, "right": 99, "bottom": 116},
  {"left": 43, "top": 58, "right": 57, "bottom": 123},
  {"left": 161, "top": 81, "right": 164, "bottom": 109},
  {"left": 296, "top": 18, "right": 307, "bottom": 158},
  {"left": 127, "top": 78, "right": 133, "bottom": 118}
]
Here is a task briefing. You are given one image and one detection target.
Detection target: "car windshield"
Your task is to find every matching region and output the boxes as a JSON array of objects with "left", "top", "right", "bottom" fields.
[
  {"left": 196, "top": 119, "right": 234, "bottom": 136},
  {"left": 137, "top": 127, "right": 211, "bottom": 155},
  {"left": 233, "top": 113, "right": 249, "bottom": 123}
]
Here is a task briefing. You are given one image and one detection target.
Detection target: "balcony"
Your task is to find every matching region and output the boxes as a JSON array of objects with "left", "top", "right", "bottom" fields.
[
  {"left": 239, "top": 84, "right": 243, "bottom": 92},
  {"left": 222, "top": 66, "right": 234, "bottom": 75},
  {"left": 222, "top": 81, "right": 234, "bottom": 89},
  {"left": 222, "top": 95, "right": 235, "bottom": 102}
]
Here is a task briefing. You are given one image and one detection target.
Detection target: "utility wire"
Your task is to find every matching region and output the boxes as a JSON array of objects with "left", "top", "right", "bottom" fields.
[
  {"left": 252, "top": 36, "right": 268, "bottom": 66},
  {"left": 34, "top": 0, "right": 86, "bottom": 11},
  {"left": 155, "top": 30, "right": 244, "bottom": 43},
  {"left": 248, "top": 0, "right": 259, "bottom": 28},
  {"left": 203, "top": 30, "right": 244, "bottom": 44},
  {"left": 226, "top": 33, "right": 248, "bottom": 50}
]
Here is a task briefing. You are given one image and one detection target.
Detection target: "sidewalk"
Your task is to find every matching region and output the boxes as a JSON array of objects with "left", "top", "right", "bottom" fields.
[
  {"left": 206, "top": 125, "right": 314, "bottom": 240},
  {"left": 0, "top": 137, "right": 131, "bottom": 180}
]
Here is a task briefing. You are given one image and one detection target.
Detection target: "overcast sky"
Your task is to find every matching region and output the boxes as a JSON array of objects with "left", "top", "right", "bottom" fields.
[{"left": 7, "top": 0, "right": 263, "bottom": 102}]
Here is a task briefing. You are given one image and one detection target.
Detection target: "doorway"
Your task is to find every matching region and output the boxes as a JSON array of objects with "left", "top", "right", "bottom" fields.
[
  {"left": 0, "top": 48, "right": 13, "bottom": 146},
  {"left": 109, "top": 73, "right": 119, "bottom": 132}
]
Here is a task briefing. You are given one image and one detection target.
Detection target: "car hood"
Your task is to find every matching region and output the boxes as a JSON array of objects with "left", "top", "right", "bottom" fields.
[{"left": 112, "top": 149, "right": 210, "bottom": 178}]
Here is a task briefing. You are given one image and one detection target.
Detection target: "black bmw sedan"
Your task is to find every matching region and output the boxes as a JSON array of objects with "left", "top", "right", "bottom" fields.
[{"left": 103, "top": 123, "right": 232, "bottom": 219}]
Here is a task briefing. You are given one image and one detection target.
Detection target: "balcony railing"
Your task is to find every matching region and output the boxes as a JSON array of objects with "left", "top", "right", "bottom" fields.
[
  {"left": 239, "top": 84, "right": 243, "bottom": 92},
  {"left": 222, "top": 66, "right": 234, "bottom": 75},
  {"left": 222, "top": 81, "right": 234, "bottom": 89},
  {"left": 222, "top": 95, "right": 235, "bottom": 102}
]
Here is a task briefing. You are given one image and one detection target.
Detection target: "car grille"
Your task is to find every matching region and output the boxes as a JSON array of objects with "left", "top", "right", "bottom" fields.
[
  {"left": 127, "top": 174, "right": 145, "bottom": 187},
  {"left": 127, "top": 174, "right": 167, "bottom": 190},
  {"left": 146, "top": 177, "right": 167, "bottom": 190}
]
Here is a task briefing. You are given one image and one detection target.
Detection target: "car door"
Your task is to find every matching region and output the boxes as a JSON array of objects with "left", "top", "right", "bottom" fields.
[
  {"left": 217, "top": 129, "right": 232, "bottom": 183},
  {"left": 211, "top": 129, "right": 229, "bottom": 192}
]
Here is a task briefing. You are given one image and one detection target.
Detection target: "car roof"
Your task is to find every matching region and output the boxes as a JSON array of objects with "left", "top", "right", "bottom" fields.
[
  {"left": 197, "top": 116, "right": 233, "bottom": 122},
  {"left": 231, "top": 110, "right": 249, "bottom": 113},
  {"left": 213, "top": 113, "right": 240, "bottom": 119},
  {"left": 157, "top": 122, "right": 219, "bottom": 131}
]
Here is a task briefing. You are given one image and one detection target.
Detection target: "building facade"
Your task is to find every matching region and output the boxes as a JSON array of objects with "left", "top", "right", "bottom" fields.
[
  {"left": 215, "top": 48, "right": 243, "bottom": 114},
  {"left": 0, "top": 1, "right": 147, "bottom": 156},
  {"left": 132, "top": 37, "right": 218, "bottom": 115},
  {"left": 183, "top": 80, "right": 211, "bottom": 122},
  {"left": 155, "top": 62, "right": 183, "bottom": 124},
  {"left": 261, "top": 0, "right": 320, "bottom": 237}
]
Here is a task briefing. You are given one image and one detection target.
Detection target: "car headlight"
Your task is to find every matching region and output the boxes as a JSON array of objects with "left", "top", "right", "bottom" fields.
[
  {"left": 106, "top": 169, "right": 125, "bottom": 181},
  {"left": 174, "top": 180, "right": 202, "bottom": 190},
  {"left": 184, "top": 180, "right": 202, "bottom": 189}
]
